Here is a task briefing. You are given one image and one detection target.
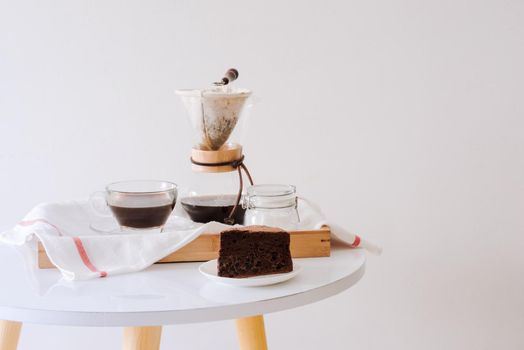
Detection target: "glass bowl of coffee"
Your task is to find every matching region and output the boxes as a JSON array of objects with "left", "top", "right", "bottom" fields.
[
  {"left": 178, "top": 171, "right": 246, "bottom": 225},
  {"left": 180, "top": 194, "right": 246, "bottom": 225},
  {"left": 91, "top": 180, "right": 177, "bottom": 232}
]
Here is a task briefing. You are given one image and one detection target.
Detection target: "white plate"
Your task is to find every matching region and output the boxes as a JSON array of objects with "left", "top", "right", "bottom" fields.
[{"left": 199, "top": 260, "right": 301, "bottom": 287}]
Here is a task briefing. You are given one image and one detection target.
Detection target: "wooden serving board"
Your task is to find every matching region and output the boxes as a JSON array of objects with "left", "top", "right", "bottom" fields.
[{"left": 37, "top": 227, "right": 331, "bottom": 269}]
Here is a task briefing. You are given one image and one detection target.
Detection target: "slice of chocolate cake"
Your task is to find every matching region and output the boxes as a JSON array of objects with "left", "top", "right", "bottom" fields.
[{"left": 218, "top": 225, "right": 293, "bottom": 278}]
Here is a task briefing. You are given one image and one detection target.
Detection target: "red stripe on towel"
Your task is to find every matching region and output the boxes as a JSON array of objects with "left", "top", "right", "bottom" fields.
[
  {"left": 18, "top": 219, "right": 64, "bottom": 236},
  {"left": 350, "top": 235, "right": 361, "bottom": 248},
  {"left": 72, "top": 237, "right": 107, "bottom": 278}
]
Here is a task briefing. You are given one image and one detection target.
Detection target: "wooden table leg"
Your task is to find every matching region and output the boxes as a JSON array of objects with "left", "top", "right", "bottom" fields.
[
  {"left": 0, "top": 321, "right": 22, "bottom": 350},
  {"left": 123, "top": 326, "right": 162, "bottom": 350},
  {"left": 235, "top": 315, "right": 268, "bottom": 350}
]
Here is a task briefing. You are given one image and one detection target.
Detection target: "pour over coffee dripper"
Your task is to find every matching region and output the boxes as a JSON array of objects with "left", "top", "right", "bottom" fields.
[
  {"left": 176, "top": 87, "right": 251, "bottom": 151},
  {"left": 175, "top": 69, "right": 254, "bottom": 225}
]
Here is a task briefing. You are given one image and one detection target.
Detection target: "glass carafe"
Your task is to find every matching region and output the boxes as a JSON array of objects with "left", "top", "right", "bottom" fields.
[
  {"left": 175, "top": 70, "right": 254, "bottom": 226},
  {"left": 179, "top": 171, "right": 246, "bottom": 225}
]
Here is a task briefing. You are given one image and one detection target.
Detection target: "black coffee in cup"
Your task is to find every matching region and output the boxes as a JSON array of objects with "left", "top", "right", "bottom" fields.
[
  {"left": 109, "top": 203, "right": 175, "bottom": 229},
  {"left": 101, "top": 181, "right": 178, "bottom": 231}
]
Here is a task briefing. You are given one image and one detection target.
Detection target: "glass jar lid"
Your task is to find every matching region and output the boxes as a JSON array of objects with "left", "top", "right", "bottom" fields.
[{"left": 243, "top": 184, "right": 297, "bottom": 210}]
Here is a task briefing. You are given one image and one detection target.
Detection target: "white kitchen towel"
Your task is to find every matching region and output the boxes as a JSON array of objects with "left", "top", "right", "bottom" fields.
[
  {"left": 298, "top": 197, "right": 383, "bottom": 255},
  {"left": 0, "top": 199, "right": 381, "bottom": 281}
]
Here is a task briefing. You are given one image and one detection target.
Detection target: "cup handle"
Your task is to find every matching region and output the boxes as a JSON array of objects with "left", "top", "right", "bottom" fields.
[{"left": 89, "top": 191, "right": 111, "bottom": 217}]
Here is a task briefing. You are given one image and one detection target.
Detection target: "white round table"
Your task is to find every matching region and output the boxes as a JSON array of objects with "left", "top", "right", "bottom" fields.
[{"left": 0, "top": 244, "right": 365, "bottom": 350}]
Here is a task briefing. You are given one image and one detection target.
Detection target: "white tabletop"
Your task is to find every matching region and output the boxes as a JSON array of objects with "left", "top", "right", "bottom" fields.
[{"left": 0, "top": 244, "right": 365, "bottom": 327}]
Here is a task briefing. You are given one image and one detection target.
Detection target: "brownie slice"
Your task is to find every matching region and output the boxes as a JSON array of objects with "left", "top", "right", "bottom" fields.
[{"left": 218, "top": 225, "right": 293, "bottom": 278}]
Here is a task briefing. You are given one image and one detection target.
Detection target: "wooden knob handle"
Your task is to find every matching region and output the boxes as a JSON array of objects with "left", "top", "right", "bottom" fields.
[{"left": 215, "top": 68, "right": 239, "bottom": 86}]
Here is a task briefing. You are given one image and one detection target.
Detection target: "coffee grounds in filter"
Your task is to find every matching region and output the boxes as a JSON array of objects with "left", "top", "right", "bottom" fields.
[{"left": 201, "top": 94, "right": 247, "bottom": 150}]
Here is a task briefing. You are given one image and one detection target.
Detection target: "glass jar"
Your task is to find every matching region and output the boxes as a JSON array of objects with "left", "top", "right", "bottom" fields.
[{"left": 242, "top": 184, "right": 300, "bottom": 230}]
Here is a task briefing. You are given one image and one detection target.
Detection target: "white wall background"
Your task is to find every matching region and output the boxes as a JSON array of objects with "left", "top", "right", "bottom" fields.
[{"left": 1, "top": 0, "right": 523, "bottom": 349}]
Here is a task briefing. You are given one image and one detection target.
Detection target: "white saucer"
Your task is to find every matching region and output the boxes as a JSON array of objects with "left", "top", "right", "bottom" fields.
[
  {"left": 199, "top": 259, "right": 301, "bottom": 287},
  {"left": 89, "top": 215, "right": 199, "bottom": 234}
]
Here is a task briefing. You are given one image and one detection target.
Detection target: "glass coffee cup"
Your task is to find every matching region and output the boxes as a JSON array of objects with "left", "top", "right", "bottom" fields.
[{"left": 90, "top": 180, "right": 178, "bottom": 233}]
